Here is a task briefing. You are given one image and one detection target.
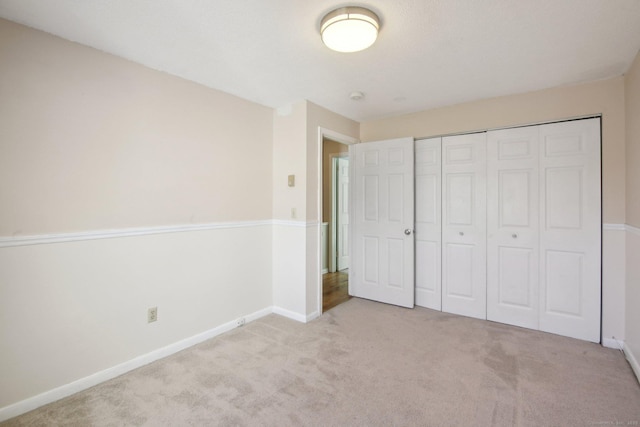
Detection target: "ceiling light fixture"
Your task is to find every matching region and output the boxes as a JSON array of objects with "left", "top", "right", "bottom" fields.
[{"left": 320, "top": 7, "right": 380, "bottom": 53}]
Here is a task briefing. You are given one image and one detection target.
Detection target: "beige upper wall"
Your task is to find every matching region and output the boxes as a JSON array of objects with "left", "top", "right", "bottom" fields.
[
  {"left": 306, "top": 101, "right": 359, "bottom": 222},
  {"left": 0, "top": 19, "right": 273, "bottom": 236},
  {"left": 361, "top": 78, "right": 626, "bottom": 223},
  {"left": 272, "top": 101, "right": 308, "bottom": 221},
  {"left": 271, "top": 100, "right": 358, "bottom": 223},
  {"left": 626, "top": 52, "right": 640, "bottom": 227}
]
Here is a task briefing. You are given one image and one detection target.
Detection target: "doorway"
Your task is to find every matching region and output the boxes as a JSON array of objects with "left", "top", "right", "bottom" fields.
[{"left": 322, "top": 137, "right": 351, "bottom": 312}]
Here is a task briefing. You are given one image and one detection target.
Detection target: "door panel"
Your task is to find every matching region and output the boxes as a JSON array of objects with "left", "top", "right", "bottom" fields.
[
  {"left": 441, "top": 133, "right": 486, "bottom": 319},
  {"left": 498, "top": 247, "right": 533, "bottom": 307},
  {"left": 545, "top": 167, "right": 583, "bottom": 229},
  {"left": 539, "top": 119, "right": 601, "bottom": 342},
  {"left": 445, "top": 243, "right": 475, "bottom": 297},
  {"left": 415, "top": 138, "right": 441, "bottom": 310},
  {"left": 545, "top": 250, "right": 583, "bottom": 316},
  {"left": 499, "top": 171, "right": 531, "bottom": 227},
  {"left": 388, "top": 238, "right": 404, "bottom": 287},
  {"left": 487, "top": 126, "right": 539, "bottom": 329},
  {"left": 447, "top": 174, "right": 474, "bottom": 225},
  {"left": 350, "top": 138, "right": 415, "bottom": 308}
]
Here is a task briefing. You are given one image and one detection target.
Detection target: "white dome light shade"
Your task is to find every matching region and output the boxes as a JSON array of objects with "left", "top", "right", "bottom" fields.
[{"left": 320, "top": 7, "right": 380, "bottom": 53}]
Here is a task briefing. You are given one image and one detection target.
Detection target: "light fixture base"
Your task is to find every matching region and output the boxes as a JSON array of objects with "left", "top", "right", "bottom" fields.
[{"left": 320, "top": 7, "right": 380, "bottom": 53}]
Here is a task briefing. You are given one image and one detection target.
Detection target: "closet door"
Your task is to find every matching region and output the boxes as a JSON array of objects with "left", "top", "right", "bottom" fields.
[
  {"left": 538, "top": 119, "right": 601, "bottom": 342},
  {"left": 415, "top": 138, "right": 441, "bottom": 310},
  {"left": 441, "top": 133, "right": 487, "bottom": 319},
  {"left": 487, "top": 126, "right": 540, "bottom": 329}
]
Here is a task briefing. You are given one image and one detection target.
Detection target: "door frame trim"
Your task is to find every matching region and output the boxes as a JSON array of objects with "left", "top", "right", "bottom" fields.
[{"left": 317, "top": 127, "right": 359, "bottom": 315}]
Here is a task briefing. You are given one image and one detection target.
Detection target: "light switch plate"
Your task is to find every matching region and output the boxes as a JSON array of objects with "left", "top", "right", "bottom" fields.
[{"left": 288, "top": 174, "right": 295, "bottom": 187}]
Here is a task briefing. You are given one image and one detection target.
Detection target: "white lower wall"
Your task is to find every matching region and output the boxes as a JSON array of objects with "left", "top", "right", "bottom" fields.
[
  {"left": 625, "top": 226, "right": 640, "bottom": 381},
  {"left": 1, "top": 221, "right": 634, "bottom": 419},
  {"left": 602, "top": 227, "right": 626, "bottom": 344},
  {"left": 0, "top": 224, "right": 273, "bottom": 414},
  {"left": 272, "top": 222, "right": 307, "bottom": 320},
  {"left": 305, "top": 224, "right": 321, "bottom": 319}
]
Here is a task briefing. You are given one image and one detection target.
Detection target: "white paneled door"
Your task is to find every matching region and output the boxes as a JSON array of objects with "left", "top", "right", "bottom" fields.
[
  {"left": 415, "top": 137, "right": 442, "bottom": 310},
  {"left": 487, "top": 126, "right": 540, "bottom": 329},
  {"left": 441, "top": 133, "right": 487, "bottom": 319},
  {"left": 337, "top": 157, "right": 349, "bottom": 271},
  {"left": 538, "top": 119, "right": 601, "bottom": 342},
  {"left": 350, "top": 138, "right": 415, "bottom": 308}
]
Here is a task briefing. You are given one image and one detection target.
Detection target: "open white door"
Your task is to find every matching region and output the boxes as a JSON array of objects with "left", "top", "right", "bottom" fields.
[
  {"left": 336, "top": 157, "right": 349, "bottom": 271},
  {"left": 349, "top": 138, "right": 415, "bottom": 308}
]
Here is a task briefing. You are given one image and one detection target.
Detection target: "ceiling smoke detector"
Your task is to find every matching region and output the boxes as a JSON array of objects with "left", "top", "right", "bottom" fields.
[
  {"left": 350, "top": 91, "right": 364, "bottom": 101},
  {"left": 320, "top": 7, "right": 380, "bottom": 53}
]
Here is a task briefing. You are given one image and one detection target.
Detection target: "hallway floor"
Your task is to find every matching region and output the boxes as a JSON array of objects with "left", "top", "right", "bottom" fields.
[{"left": 322, "top": 270, "right": 350, "bottom": 312}]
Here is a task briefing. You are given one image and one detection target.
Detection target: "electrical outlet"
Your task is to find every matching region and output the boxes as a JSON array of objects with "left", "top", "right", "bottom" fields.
[
  {"left": 148, "top": 307, "right": 158, "bottom": 323},
  {"left": 236, "top": 317, "right": 245, "bottom": 327}
]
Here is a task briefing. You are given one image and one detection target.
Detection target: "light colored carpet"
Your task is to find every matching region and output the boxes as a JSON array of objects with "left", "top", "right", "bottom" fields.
[{"left": 3, "top": 298, "right": 640, "bottom": 426}]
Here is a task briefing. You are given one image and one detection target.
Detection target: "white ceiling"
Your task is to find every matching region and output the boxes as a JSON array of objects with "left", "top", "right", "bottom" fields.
[{"left": 1, "top": 0, "right": 640, "bottom": 122}]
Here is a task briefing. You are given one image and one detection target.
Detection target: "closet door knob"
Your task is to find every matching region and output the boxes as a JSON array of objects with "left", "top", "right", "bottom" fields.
[
  {"left": 404, "top": 229, "right": 412, "bottom": 235},
  {"left": 512, "top": 234, "right": 518, "bottom": 238},
  {"left": 459, "top": 231, "right": 464, "bottom": 236}
]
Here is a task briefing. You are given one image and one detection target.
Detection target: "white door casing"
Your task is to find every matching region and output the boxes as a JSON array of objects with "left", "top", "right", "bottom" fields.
[
  {"left": 415, "top": 137, "right": 442, "bottom": 310},
  {"left": 350, "top": 138, "right": 415, "bottom": 308},
  {"left": 538, "top": 119, "right": 601, "bottom": 342},
  {"left": 337, "top": 157, "right": 349, "bottom": 271},
  {"left": 487, "top": 126, "right": 540, "bottom": 329},
  {"left": 441, "top": 133, "right": 487, "bottom": 320}
]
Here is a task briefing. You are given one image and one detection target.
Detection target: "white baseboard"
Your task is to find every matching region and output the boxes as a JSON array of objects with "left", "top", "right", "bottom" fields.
[
  {"left": 602, "top": 337, "right": 624, "bottom": 350},
  {"left": 272, "top": 306, "right": 320, "bottom": 323},
  {"left": 322, "top": 268, "right": 328, "bottom": 274},
  {"left": 244, "top": 307, "right": 273, "bottom": 323},
  {"left": 623, "top": 342, "right": 640, "bottom": 383},
  {"left": 272, "top": 306, "right": 307, "bottom": 323},
  {"left": 0, "top": 306, "right": 273, "bottom": 423},
  {"left": 306, "top": 311, "right": 320, "bottom": 322}
]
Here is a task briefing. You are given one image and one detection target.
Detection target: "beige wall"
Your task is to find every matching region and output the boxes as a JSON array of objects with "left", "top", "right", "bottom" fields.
[
  {"left": 626, "top": 53, "right": 640, "bottom": 228},
  {"left": 0, "top": 18, "right": 273, "bottom": 236},
  {"left": 362, "top": 78, "right": 626, "bottom": 223},
  {"left": 0, "top": 19, "right": 274, "bottom": 413},
  {"left": 272, "top": 101, "right": 307, "bottom": 221},
  {"left": 625, "top": 50, "right": 640, "bottom": 370},
  {"left": 271, "top": 100, "right": 358, "bottom": 318},
  {"left": 306, "top": 101, "right": 360, "bottom": 222},
  {"left": 271, "top": 101, "right": 308, "bottom": 318}
]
